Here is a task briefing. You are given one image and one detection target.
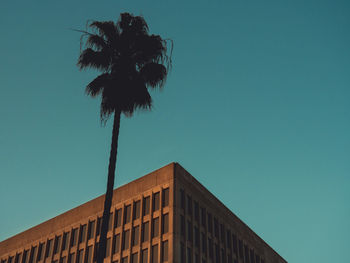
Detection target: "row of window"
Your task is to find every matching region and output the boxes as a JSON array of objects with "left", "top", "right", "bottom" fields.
[
  {"left": 110, "top": 240, "right": 169, "bottom": 263},
  {"left": 1, "top": 189, "right": 170, "bottom": 263},
  {"left": 1, "top": 240, "right": 168, "bottom": 263},
  {"left": 109, "top": 213, "right": 169, "bottom": 254},
  {"left": 180, "top": 241, "right": 265, "bottom": 263},
  {"left": 179, "top": 189, "right": 265, "bottom": 263}
]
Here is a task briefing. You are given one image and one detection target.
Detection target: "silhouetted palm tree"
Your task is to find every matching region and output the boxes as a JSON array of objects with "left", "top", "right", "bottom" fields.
[{"left": 77, "top": 13, "right": 171, "bottom": 263}]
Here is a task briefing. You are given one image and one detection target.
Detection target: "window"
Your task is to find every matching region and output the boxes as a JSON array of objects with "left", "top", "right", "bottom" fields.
[
  {"left": 134, "top": 201, "right": 141, "bottom": 220},
  {"left": 77, "top": 250, "right": 83, "bottom": 263},
  {"left": 180, "top": 215, "right": 185, "bottom": 237},
  {"left": 142, "top": 222, "right": 149, "bottom": 242},
  {"left": 222, "top": 249, "right": 226, "bottom": 263},
  {"left": 214, "top": 218, "right": 219, "bottom": 238},
  {"left": 187, "top": 221, "right": 192, "bottom": 241},
  {"left": 238, "top": 239, "right": 243, "bottom": 259},
  {"left": 60, "top": 256, "right": 67, "bottom": 263},
  {"left": 153, "top": 192, "right": 160, "bottom": 211},
  {"left": 45, "top": 239, "right": 53, "bottom": 258},
  {"left": 96, "top": 217, "right": 102, "bottom": 236},
  {"left": 233, "top": 234, "right": 238, "bottom": 255},
  {"left": 244, "top": 245, "right": 249, "bottom": 263},
  {"left": 250, "top": 249, "right": 255, "bottom": 263},
  {"left": 143, "top": 197, "right": 150, "bottom": 215},
  {"left": 215, "top": 244, "right": 220, "bottom": 263},
  {"left": 79, "top": 225, "right": 87, "bottom": 243},
  {"left": 85, "top": 246, "right": 93, "bottom": 263},
  {"left": 113, "top": 234, "right": 120, "bottom": 254},
  {"left": 180, "top": 243, "right": 185, "bottom": 263},
  {"left": 162, "top": 241, "right": 168, "bottom": 262},
  {"left": 132, "top": 226, "right": 140, "bottom": 246},
  {"left": 226, "top": 231, "right": 231, "bottom": 249},
  {"left": 151, "top": 244, "right": 158, "bottom": 263},
  {"left": 15, "top": 253, "right": 22, "bottom": 263},
  {"left": 201, "top": 207, "right": 206, "bottom": 227},
  {"left": 194, "top": 227, "right": 199, "bottom": 247},
  {"left": 106, "top": 238, "right": 111, "bottom": 257},
  {"left": 122, "top": 230, "right": 130, "bottom": 250},
  {"left": 109, "top": 213, "right": 113, "bottom": 230},
  {"left": 152, "top": 217, "right": 159, "bottom": 238},
  {"left": 208, "top": 238, "right": 213, "bottom": 258},
  {"left": 131, "top": 253, "right": 138, "bottom": 263},
  {"left": 121, "top": 257, "right": 128, "bottom": 263},
  {"left": 162, "top": 214, "right": 169, "bottom": 234},
  {"left": 62, "top": 233, "right": 69, "bottom": 251},
  {"left": 93, "top": 243, "right": 99, "bottom": 262},
  {"left": 71, "top": 228, "right": 78, "bottom": 246},
  {"left": 125, "top": 205, "right": 131, "bottom": 224},
  {"left": 195, "top": 254, "right": 199, "bottom": 263},
  {"left": 87, "top": 221, "right": 95, "bottom": 240},
  {"left": 37, "top": 243, "right": 44, "bottom": 261},
  {"left": 187, "top": 195, "right": 192, "bottom": 215},
  {"left": 201, "top": 233, "right": 207, "bottom": 253},
  {"left": 54, "top": 236, "right": 61, "bottom": 255},
  {"left": 22, "top": 250, "right": 29, "bottom": 263},
  {"left": 141, "top": 249, "right": 148, "bottom": 263},
  {"left": 180, "top": 189, "right": 185, "bottom": 210},
  {"left": 220, "top": 224, "right": 225, "bottom": 243},
  {"left": 115, "top": 209, "right": 122, "bottom": 228},
  {"left": 68, "top": 253, "right": 75, "bottom": 263},
  {"left": 194, "top": 201, "right": 199, "bottom": 221},
  {"left": 207, "top": 213, "right": 212, "bottom": 233},
  {"left": 187, "top": 247, "right": 192, "bottom": 263},
  {"left": 29, "top": 246, "right": 37, "bottom": 263},
  {"left": 162, "top": 188, "right": 169, "bottom": 207}
]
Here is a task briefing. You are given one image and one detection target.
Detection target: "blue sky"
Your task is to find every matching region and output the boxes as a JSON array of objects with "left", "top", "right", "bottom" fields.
[{"left": 0, "top": 1, "right": 349, "bottom": 262}]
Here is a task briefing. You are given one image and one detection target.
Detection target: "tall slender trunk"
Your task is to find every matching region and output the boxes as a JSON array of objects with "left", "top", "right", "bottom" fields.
[{"left": 96, "top": 110, "right": 121, "bottom": 263}]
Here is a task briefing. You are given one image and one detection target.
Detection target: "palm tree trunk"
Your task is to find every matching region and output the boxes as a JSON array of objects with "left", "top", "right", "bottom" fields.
[{"left": 96, "top": 110, "right": 121, "bottom": 263}]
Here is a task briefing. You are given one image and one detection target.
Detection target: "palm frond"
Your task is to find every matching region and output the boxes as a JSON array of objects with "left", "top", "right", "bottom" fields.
[
  {"left": 132, "top": 35, "right": 167, "bottom": 65},
  {"left": 78, "top": 13, "right": 172, "bottom": 122},
  {"left": 140, "top": 63, "right": 167, "bottom": 89},
  {"left": 78, "top": 48, "right": 110, "bottom": 71},
  {"left": 118, "top": 13, "right": 133, "bottom": 31},
  {"left": 100, "top": 95, "right": 115, "bottom": 124},
  {"left": 86, "top": 34, "right": 107, "bottom": 51},
  {"left": 99, "top": 76, "right": 124, "bottom": 122},
  {"left": 90, "top": 21, "right": 118, "bottom": 42},
  {"left": 122, "top": 79, "right": 152, "bottom": 116},
  {"left": 129, "top": 16, "right": 149, "bottom": 35},
  {"left": 86, "top": 73, "right": 110, "bottom": 97},
  {"left": 163, "top": 38, "right": 173, "bottom": 72}
]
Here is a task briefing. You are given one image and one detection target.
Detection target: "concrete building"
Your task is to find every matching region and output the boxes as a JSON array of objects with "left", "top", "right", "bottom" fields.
[{"left": 0, "top": 163, "right": 287, "bottom": 263}]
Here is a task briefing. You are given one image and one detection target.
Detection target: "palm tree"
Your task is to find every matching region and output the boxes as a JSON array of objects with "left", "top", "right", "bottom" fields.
[{"left": 77, "top": 13, "right": 171, "bottom": 263}]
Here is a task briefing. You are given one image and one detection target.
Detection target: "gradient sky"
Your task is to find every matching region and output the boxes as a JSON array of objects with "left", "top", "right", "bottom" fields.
[{"left": 1, "top": 1, "right": 349, "bottom": 262}]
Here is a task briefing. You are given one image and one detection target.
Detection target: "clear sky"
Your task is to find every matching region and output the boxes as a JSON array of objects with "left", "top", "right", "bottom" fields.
[{"left": 0, "top": 0, "right": 349, "bottom": 262}]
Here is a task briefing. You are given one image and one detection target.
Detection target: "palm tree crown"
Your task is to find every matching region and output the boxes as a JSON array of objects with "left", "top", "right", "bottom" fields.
[
  {"left": 77, "top": 13, "right": 171, "bottom": 263},
  {"left": 78, "top": 13, "right": 171, "bottom": 121}
]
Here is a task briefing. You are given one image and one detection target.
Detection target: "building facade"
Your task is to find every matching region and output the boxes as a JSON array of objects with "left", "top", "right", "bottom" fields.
[{"left": 0, "top": 163, "right": 287, "bottom": 263}]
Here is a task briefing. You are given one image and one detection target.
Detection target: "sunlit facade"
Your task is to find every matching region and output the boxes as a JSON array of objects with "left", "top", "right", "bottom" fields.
[{"left": 0, "top": 163, "right": 286, "bottom": 263}]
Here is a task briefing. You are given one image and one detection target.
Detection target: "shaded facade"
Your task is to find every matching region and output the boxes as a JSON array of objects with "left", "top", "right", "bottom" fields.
[{"left": 0, "top": 163, "right": 286, "bottom": 263}]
